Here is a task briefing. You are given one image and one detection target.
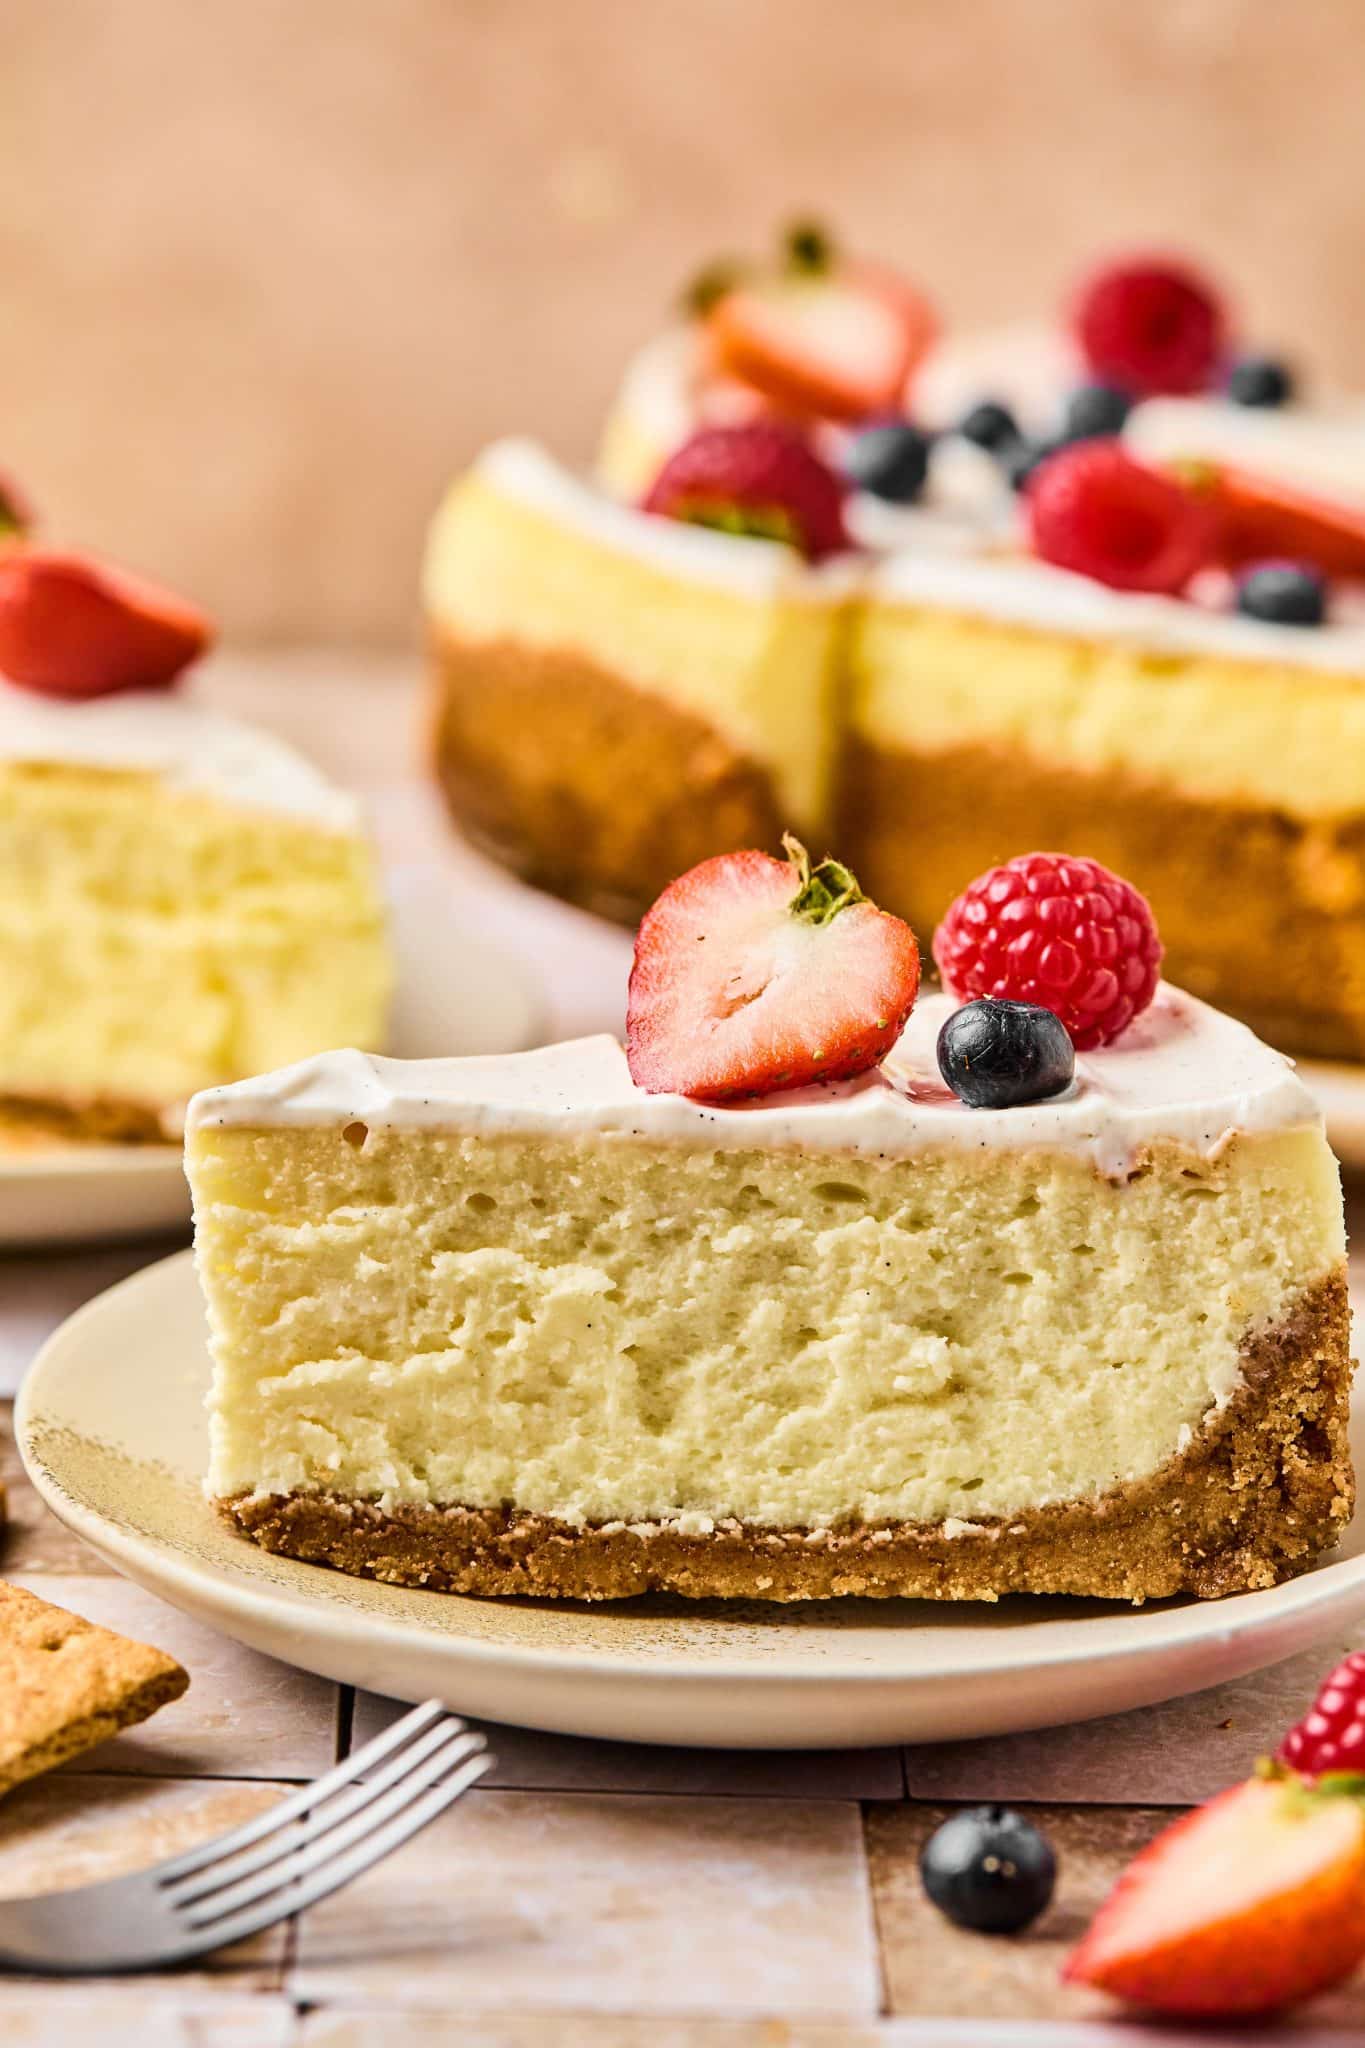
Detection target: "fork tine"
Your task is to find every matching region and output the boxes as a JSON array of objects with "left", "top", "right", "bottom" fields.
[
  {"left": 180, "top": 1747, "right": 493, "bottom": 1954},
  {"left": 153, "top": 1700, "right": 454, "bottom": 1882},
  {"left": 172, "top": 1724, "right": 486, "bottom": 1911},
  {"left": 179, "top": 1727, "right": 487, "bottom": 1927}
]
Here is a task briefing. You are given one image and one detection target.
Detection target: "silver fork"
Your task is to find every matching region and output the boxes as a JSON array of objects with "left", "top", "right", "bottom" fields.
[{"left": 0, "top": 1700, "right": 491, "bottom": 1975}]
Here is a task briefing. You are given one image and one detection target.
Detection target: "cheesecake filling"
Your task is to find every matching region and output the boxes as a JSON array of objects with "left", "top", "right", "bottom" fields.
[
  {"left": 188, "top": 992, "right": 1344, "bottom": 1538},
  {"left": 855, "top": 556, "right": 1365, "bottom": 823}
]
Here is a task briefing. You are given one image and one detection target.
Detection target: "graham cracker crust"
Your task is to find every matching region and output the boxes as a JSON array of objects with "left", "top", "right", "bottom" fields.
[
  {"left": 428, "top": 629, "right": 787, "bottom": 924},
  {"left": 223, "top": 1272, "right": 1353, "bottom": 1605},
  {"left": 839, "top": 732, "right": 1365, "bottom": 1063}
]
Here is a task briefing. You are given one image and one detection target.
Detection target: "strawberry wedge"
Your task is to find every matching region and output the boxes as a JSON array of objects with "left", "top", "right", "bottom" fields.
[
  {"left": 1177, "top": 461, "right": 1365, "bottom": 581},
  {"left": 0, "top": 548, "right": 214, "bottom": 699},
  {"left": 626, "top": 837, "right": 920, "bottom": 1102},
  {"left": 1065, "top": 1771, "right": 1365, "bottom": 2019},
  {"left": 707, "top": 265, "right": 936, "bottom": 424}
]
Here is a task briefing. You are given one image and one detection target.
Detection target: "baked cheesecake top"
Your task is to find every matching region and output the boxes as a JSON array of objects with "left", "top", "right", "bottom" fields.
[
  {"left": 0, "top": 678, "right": 362, "bottom": 831},
  {"left": 427, "top": 438, "right": 860, "bottom": 607},
  {"left": 186, "top": 983, "right": 1319, "bottom": 1178}
]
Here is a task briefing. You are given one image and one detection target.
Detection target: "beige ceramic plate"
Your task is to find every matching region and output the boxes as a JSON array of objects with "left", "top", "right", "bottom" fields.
[
  {"left": 19, "top": 1250, "right": 1365, "bottom": 1750},
  {"left": 0, "top": 867, "right": 544, "bottom": 1248}
]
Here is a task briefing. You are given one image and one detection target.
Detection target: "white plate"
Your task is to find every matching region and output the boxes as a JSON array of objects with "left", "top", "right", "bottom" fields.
[
  {"left": 1301, "top": 1059, "right": 1365, "bottom": 1174},
  {"left": 0, "top": 868, "right": 544, "bottom": 1248},
  {"left": 18, "top": 1249, "right": 1365, "bottom": 1750}
]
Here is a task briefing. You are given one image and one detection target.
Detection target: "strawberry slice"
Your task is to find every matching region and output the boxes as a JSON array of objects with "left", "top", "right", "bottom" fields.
[
  {"left": 626, "top": 837, "right": 920, "bottom": 1102},
  {"left": 1064, "top": 1772, "right": 1365, "bottom": 2018},
  {"left": 706, "top": 265, "right": 936, "bottom": 424},
  {"left": 0, "top": 548, "right": 214, "bottom": 699},
  {"left": 1176, "top": 460, "right": 1365, "bottom": 581}
]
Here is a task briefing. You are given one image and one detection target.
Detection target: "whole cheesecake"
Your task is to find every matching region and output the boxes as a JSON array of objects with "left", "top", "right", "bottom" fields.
[
  {"left": 0, "top": 680, "right": 392, "bottom": 1139},
  {"left": 187, "top": 984, "right": 1351, "bottom": 1603}
]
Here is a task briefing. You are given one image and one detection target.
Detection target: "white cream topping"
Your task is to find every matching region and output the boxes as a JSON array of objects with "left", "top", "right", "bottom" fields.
[
  {"left": 0, "top": 678, "right": 363, "bottom": 830},
  {"left": 187, "top": 983, "right": 1319, "bottom": 1179},
  {"left": 871, "top": 549, "right": 1365, "bottom": 672},
  {"left": 472, "top": 438, "right": 859, "bottom": 604},
  {"left": 912, "top": 319, "right": 1082, "bottom": 433}
]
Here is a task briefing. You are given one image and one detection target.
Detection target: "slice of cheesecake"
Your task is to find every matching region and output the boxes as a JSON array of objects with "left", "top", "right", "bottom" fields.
[
  {"left": 423, "top": 438, "right": 853, "bottom": 922},
  {"left": 187, "top": 986, "right": 1351, "bottom": 1603},
  {"left": 0, "top": 681, "right": 392, "bottom": 1140}
]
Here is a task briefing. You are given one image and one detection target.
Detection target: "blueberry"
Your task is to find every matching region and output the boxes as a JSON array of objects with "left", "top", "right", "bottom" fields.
[
  {"left": 1059, "top": 382, "right": 1132, "bottom": 441},
  {"left": 1236, "top": 560, "right": 1327, "bottom": 626},
  {"left": 1227, "top": 354, "right": 1295, "bottom": 408},
  {"left": 957, "top": 400, "right": 1020, "bottom": 453},
  {"left": 843, "top": 421, "right": 933, "bottom": 504},
  {"left": 1002, "top": 438, "right": 1060, "bottom": 493},
  {"left": 921, "top": 1806, "right": 1057, "bottom": 1934},
  {"left": 937, "top": 998, "right": 1075, "bottom": 1109}
]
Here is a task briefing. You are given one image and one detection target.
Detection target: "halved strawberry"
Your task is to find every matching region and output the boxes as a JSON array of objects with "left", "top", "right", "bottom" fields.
[
  {"left": 626, "top": 837, "right": 920, "bottom": 1101},
  {"left": 0, "top": 548, "right": 214, "bottom": 699},
  {"left": 1064, "top": 1772, "right": 1365, "bottom": 2018},
  {"left": 642, "top": 424, "right": 849, "bottom": 561},
  {"left": 706, "top": 264, "right": 936, "bottom": 424},
  {"left": 1176, "top": 460, "right": 1365, "bottom": 581}
]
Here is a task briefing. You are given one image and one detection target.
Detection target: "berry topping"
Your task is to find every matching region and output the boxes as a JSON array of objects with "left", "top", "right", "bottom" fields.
[
  {"left": 0, "top": 549, "right": 214, "bottom": 700},
  {"left": 706, "top": 248, "right": 936, "bottom": 425},
  {"left": 841, "top": 421, "right": 933, "bottom": 504},
  {"left": 957, "top": 399, "right": 1021, "bottom": 453},
  {"left": 1027, "top": 439, "right": 1210, "bottom": 594},
  {"left": 1064, "top": 1773, "right": 1365, "bottom": 2018},
  {"left": 626, "top": 836, "right": 920, "bottom": 1103},
  {"left": 1072, "top": 256, "right": 1227, "bottom": 397},
  {"left": 1059, "top": 381, "right": 1132, "bottom": 442},
  {"left": 937, "top": 998, "right": 1075, "bottom": 1110},
  {"left": 933, "top": 852, "right": 1163, "bottom": 1052},
  {"left": 921, "top": 1807, "right": 1057, "bottom": 1934},
  {"left": 1180, "top": 460, "right": 1365, "bottom": 581},
  {"left": 1279, "top": 1652, "right": 1365, "bottom": 1778},
  {"left": 1227, "top": 353, "right": 1295, "bottom": 408},
  {"left": 1236, "top": 559, "right": 1328, "bottom": 626},
  {"left": 642, "top": 424, "right": 849, "bottom": 561}
]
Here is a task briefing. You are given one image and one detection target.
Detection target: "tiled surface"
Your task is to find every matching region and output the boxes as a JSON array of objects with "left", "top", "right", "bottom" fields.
[
  {"left": 352, "top": 1689, "right": 905, "bottom": 1800},
  {"left": 291, "top": 1789, "right": 877, "bottom": 2018},
  {"left": 0, "top": 1775, "right": 291, "bottom": 1988}
]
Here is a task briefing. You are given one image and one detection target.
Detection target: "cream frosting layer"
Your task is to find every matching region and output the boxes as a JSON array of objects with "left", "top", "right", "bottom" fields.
[
  {"left": 870, "top": 551, "right": 1365, "bottom": 672},
  {"left": 187, "top": 984, "right": 1319, "bottom": 1181},
  {"left": 0, "top": 680, "right": 362, "bottom": 832}
]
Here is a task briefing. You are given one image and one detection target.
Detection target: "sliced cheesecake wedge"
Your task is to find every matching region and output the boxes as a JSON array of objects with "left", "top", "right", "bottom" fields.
[
  {"left": 186, "top": 986, "right": 1351, "bottom": 1603},
  {"left": 0, "top": 682, "right": 392, "bottom": 1140}
]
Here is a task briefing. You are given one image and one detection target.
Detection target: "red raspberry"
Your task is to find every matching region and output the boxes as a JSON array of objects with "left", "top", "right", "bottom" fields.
[
  {"left": 1028, "top": 440, "right": 1211, "bottom": 595},
  {"left": 1073, "top": 256, "right": 1226, "bottom": 397},
  {"left": 933, "top": 853, "right": 1163, "bottom": 1051},
  {"left": 1278, "top": 1653, "right": 1365, "bottom": 1780},
  {"left": 642, "top": 423, "right": 848, "bottom": 562}
]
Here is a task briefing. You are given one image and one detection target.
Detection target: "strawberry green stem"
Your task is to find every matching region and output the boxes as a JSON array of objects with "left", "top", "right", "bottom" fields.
[{"left": 783, "top": 833, "right": 866, "bottom": 925}]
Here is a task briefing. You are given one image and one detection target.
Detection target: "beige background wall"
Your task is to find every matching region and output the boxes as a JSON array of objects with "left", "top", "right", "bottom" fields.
[{"left": 4, "top": 0, "right": 1363, "bottom": 643}]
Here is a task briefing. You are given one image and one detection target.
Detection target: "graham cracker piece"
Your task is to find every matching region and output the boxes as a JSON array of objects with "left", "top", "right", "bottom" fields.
[{"left": 0, "top": 1582, "right": 188, "bottom": 1796}]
